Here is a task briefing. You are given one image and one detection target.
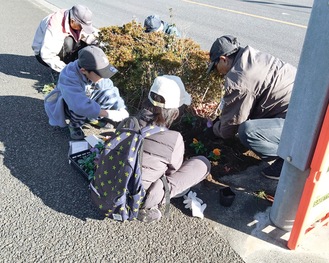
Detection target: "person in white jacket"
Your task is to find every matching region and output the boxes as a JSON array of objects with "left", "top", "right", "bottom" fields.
[{"left": 32, "top": 5, "right": 98, "bottom": 77}]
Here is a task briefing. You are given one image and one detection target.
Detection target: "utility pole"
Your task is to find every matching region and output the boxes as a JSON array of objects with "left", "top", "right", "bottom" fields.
[{"left": 270, "top": 0, "right": 329, "bottom": 231}]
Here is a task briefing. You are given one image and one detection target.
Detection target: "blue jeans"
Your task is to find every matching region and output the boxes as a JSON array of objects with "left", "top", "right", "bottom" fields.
[{"left": 238, "top": 118, "right": 285, "bottom": 161}]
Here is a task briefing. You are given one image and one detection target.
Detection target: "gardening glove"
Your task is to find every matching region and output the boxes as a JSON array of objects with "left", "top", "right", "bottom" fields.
[
  {"left": 105, "top": 108, "right": 129, "bottom": 122},
  {"left": 183, "top": 191, "right": 206, "bottom": 219},
  {"left": 183, "top": 191, "right": 203, "bottom": 206},
  {"left": 191, "top": 198, "right": 207, "bottom": 219}
]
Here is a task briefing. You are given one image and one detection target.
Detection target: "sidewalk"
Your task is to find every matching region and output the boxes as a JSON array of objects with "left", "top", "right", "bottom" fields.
[{"left": 0, "top": 0, "right": 328, "bottom": 262}]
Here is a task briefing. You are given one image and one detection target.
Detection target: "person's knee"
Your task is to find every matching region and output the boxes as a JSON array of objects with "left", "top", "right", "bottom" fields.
[{"left": 191, "top": 155, "right": 211, "bottom": 175}]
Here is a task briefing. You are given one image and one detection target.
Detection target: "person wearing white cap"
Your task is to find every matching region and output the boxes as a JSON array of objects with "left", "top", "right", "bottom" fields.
[
  {"left": 32, "top": 5, "right": 99, "bottom": 79},
  {"left": 44, "top": 46, "right": 129, "bottom": 140},
  {"left": 135, "top": 75, "right": 211, "bottom": 223}
]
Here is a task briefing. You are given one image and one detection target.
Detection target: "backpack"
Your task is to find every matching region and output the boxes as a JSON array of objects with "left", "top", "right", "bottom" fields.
[{"left": 89, "top": 117, "right": 167, "bottom": 221}]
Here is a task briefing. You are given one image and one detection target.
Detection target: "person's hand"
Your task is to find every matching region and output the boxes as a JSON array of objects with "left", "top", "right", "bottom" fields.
[{"left": 105, "top": 108, "right": 129, "bottom": 122}]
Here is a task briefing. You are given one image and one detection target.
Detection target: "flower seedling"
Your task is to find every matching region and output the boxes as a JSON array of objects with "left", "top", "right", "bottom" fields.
[
  {"left": 208, "top": 148, "right": 221, "bottom": 161},
  {"left": 77, "top": 142, "right": 105, "bottom": 181},
  {"left": 189, "top": 138, "right": 207, "bottom": 154}
]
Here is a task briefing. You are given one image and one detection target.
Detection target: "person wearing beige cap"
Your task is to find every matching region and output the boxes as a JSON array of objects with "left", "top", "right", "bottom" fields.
[
  {"left": 135, "top": 75, "right": 211, "bottom": 223},
  {"left": 44, "top": 46, "right": 129, "bottom": 140},
  {"left": 32, "top": 5, "right": 99, "bottom": 79}
]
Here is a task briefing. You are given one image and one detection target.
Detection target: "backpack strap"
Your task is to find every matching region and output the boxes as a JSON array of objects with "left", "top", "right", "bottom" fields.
[
  {"left": 116, "top": 116, "right": 140, "bottom": 132},
  {"left": 140, "top": 125, "right": 167, "bottom": 137},
  {"left": 160, "top": 175, "right": 170, "bottom": 217}
]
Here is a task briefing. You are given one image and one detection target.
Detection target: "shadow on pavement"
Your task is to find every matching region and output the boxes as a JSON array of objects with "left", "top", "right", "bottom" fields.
[
  {"left": 0, "top": 96, "right": 101, "bottom": 221},
  {"left": 0, "top": 54, "right": 52, "bottom": 92},
  {"left": 171, "top": 165, "right": 287, "bottom": 247}
]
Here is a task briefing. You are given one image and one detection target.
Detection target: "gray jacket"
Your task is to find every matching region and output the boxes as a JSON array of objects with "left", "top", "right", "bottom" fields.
[
  {"left": 137, "top": 112, "right": 184, "bottom": 190},
  {"left": 142, "top": 129, "right": 184, "bottom": 190},
  {"left": 219, "top": 46, "right": 297, "bottom": 139}
]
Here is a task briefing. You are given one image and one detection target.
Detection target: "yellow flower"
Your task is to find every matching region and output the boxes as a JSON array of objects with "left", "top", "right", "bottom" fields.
[
  {"left": 213, "top": 148, "right": 221, "bottom": 156},
  {"left": 192, "top": 138, "right": 198, "bottom": 144}
]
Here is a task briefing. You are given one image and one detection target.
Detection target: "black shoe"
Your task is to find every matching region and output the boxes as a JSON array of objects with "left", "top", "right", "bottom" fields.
[
  {"left": 51, "top": 70, "right": 60, "bottom": 84},
  {"left": 68, "top": 126, "right": 85, "bottom": 140},
  {"left": 261, "top": 158, "right": 284, "bottom": 180}
]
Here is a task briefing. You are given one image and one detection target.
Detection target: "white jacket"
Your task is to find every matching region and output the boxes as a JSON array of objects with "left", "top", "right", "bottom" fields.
[{"left": 32, "top": 9, "right": 99, "bottom": 72}]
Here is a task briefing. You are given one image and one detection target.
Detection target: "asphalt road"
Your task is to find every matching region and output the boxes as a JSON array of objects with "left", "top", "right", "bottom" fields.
[
  {"left": 0, "top": 1, "right": 244, "bottom": 262},
  {"left": 40, "top": 0, "right": 313, "bottom": 67}
]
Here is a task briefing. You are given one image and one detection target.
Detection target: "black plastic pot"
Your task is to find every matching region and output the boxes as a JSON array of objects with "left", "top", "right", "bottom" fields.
[{"left": 219, "top": 187, "right": 236, "bottom": 207}]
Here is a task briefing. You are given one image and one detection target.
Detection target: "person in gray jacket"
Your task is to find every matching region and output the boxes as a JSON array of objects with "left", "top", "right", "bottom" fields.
[
  {"left": 207, "top": 35, "right": 297, "bottom": 180},
  {"left": 137, "top": 75, "right": 211, "bottom": 223}
]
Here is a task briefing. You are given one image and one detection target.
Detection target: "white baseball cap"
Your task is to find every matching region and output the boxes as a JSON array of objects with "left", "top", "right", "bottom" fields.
[{"left": 148, "top": 75, "right": 191, "bottom": 109}]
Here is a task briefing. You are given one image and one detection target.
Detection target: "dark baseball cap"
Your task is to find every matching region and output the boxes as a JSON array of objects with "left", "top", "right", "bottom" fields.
[
  {"left": 206, "top": 35, "right": 240, "bottom": 74},
  {"left": 78, "top": 46, "right": 118, "bottom": 79},
  {"left": 144, "top": 15, "right": 162, "bottom": 33},
  {"left": 70, "top": 5, "right": 94, "bottom": 34}
]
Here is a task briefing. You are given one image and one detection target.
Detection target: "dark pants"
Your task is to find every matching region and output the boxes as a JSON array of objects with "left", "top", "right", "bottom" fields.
[
  {"left": 63, "top": 80, "right": 121, "bottom": 128},
  {"left": 35, "top": 36, "right": 88, "bottom": 68}
]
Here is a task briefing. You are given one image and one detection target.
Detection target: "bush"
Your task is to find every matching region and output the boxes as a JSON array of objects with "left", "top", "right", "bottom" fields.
[{"left": 98, "top": 21, "right": 224, "bottom": 119}]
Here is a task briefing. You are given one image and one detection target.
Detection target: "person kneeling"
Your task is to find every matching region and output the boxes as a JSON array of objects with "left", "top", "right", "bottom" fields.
[
  {"left": 137, "top": 75, "right": 211, "bottom": 223},
  {"left": 44, "top": 46, "right": 129, "bottom": 140}
]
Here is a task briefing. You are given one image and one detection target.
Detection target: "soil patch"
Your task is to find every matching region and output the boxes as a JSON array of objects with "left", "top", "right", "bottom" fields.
[{"left": 172, "top": 115, "right": 262, "bottom": 184}]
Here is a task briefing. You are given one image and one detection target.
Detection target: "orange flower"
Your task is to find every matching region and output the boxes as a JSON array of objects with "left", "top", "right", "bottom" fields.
[
  {"left": 192, "top": 138, "right": 198, "bottom": 144},
  {"left": 213, "top": 148, "right": 221, "bottom": 156}
]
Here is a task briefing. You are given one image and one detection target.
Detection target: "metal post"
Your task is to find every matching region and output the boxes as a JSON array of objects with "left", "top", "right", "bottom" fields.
[{"left": 270, "top": 0, "right": 329, "bottom": 231}]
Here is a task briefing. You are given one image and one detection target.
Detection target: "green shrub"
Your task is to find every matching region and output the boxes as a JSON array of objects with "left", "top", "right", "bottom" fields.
[{"left": 99, "top": 21, "right": 224, "bottom": 119}]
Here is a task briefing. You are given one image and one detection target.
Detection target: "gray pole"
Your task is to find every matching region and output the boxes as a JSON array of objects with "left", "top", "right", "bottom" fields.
[{"left": 270, "top": 0, "right": 329, "bottom": 231}]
